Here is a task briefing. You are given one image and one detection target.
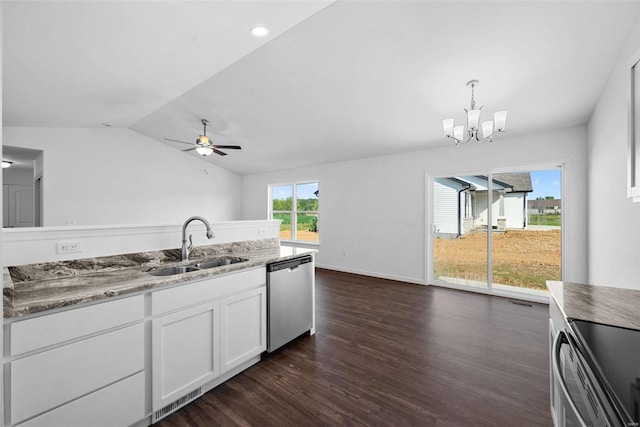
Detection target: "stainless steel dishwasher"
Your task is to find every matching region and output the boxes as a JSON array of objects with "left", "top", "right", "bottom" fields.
[{"left": 266, "top": 255, "right": 313, "bottom": 353}]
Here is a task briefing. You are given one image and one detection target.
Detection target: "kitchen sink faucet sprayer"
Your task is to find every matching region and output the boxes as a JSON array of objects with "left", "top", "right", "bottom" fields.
[{"left": 181, "top": 216, "right": 214, "bottom": 261}]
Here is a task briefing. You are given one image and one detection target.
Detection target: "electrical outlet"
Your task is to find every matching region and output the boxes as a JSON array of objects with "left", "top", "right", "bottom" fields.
[{"left": 56, "top": 240, "right": 82, "bottom": 254}]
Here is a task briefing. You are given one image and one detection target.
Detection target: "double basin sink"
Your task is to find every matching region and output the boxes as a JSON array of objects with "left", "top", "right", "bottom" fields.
[{"left": 147, "top": 257, "right": 247, "bottom": 277}]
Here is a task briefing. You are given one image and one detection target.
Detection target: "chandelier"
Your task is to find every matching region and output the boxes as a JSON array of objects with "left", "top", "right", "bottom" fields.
[{"left": 442, "top": 79, "right": 507, "bottom": 145}]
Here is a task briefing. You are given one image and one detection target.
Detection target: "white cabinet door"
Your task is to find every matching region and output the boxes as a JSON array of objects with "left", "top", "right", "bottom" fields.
[
  {"left": 220, "top": 287, "right": 266, "bottom": 374},
  {"left": 152, "top": 301, "right": 220, "bottom": 411}
]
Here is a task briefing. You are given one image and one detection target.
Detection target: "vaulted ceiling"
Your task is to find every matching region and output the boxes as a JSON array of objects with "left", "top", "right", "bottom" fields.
[{"left": 4, "top": 1, "right": 639, "bottom": 175}]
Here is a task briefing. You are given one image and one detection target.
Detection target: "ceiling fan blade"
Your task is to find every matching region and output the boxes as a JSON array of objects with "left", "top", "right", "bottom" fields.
[
  {"left": 181, "top": 147, "right": 196, "bottom": 152},
  {"left": 212, "top": 148, "right": 228, "bottom": 156},
  {"left": 164, "top": 138, "right": 193, "bottom": 146},
  {"left": 212, "top": 145, "right": 241, "bottom": 150}
]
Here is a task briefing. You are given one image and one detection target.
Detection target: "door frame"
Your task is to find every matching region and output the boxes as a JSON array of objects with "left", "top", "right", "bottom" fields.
[{"left": 425, "top": 161, "right": 567, "bottom": 304}]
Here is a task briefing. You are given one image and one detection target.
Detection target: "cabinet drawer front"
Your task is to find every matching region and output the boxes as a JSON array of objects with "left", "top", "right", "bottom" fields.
[
  {"left": 11, "top": 323, "right": 144, "bottom": 425},
  {"left": 11, "top": 294, "right": 144, "bottom": 356},
  {"left": 152, "top": 267, "right": 266, "bottom": 315},
  {"left": 16, "top": 372, "right": 145, "bottom": 427}
]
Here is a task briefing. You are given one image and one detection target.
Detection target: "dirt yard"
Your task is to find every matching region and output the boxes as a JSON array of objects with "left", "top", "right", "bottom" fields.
[
  {"left": 280, "top": 230, "right": 318, "bottom": 242},
  {"left": 434, "top": 229, "right": 561, "bottom": 290}
]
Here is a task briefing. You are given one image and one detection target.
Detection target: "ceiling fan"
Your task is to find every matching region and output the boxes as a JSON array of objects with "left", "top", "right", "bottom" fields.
[{"left": 164, "top": 119, "right": 242, "bottom": 157}]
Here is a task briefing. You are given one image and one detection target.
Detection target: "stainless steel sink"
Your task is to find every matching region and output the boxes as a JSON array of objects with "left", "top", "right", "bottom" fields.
[
  {"left": 147, "top": 257, "right": 247, "bottom": 276},
  {"left": 147, "top": 265, "right": 201, "bottom": 276},
  {"left": 191, "top": 257, "right": 247, "bottom": 269}
]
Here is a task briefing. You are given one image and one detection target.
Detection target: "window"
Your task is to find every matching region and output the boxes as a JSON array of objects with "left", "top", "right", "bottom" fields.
[{"left": 270, "top": 182, "right": 319, "bottom": 243}]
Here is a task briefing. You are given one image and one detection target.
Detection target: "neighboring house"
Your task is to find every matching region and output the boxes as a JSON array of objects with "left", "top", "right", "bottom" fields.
[
  {"left": 434, "top": 173, "right": 533, "bottom": 237},
  {"left": 528, "top": 198, "right": 561, "bottom": 214}
]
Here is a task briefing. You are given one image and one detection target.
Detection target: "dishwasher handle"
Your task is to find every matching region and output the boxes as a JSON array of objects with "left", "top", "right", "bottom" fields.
[{"left": 267, "top": 255, "right": 312, "bottom": 273}]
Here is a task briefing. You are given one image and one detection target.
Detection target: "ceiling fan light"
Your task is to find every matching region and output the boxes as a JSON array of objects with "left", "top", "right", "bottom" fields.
[
  {"left": 196, "top": 146, "right": 214, "bottom": 156},
  {"left": 198, "top": 135, "right": 209, "bottom": 146}
]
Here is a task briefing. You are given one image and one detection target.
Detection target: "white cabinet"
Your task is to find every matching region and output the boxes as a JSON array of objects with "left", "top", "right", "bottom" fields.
[
  {"left": 220, "top": 286, "right": 266, "bottom": 373},
  {"left": 5, "top": 266, "right": 270, "bottom": 426},
  {"left": 6, "top": 295, "right": 145, "bottom": 427},
  {"left": 152, "top": 301, "right": 220, "bottom": 410},
  {"left": 151, "top": 268, "right": 267, "bottom": 421}
]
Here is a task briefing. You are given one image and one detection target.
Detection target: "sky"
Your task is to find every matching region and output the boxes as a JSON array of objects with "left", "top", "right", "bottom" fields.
[
  {"left": 529, "top": 169, "right": 561, "bottom": 199},
  {"left": 272, "top": 182, "right": 318, "bottom": 200}
]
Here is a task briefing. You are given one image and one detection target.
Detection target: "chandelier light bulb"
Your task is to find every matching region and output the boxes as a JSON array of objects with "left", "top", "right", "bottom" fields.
[
  {"left": 494, "top": 111, "right": 508, "bottom": 131},
  {"left": 482, "top": 121, "right": 494, "bottom": 139},
  {"left": 453, "top": 126, "right": 465, "bottom": 141},
  {"left": 443, "top": 119, "right": 455, "bottom": 137},
  {"left": 467, "top": 110, "right": 481, "bottom": 130}
]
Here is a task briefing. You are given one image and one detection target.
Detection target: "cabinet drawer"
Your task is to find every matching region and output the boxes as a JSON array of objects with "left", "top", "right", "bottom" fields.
[
  {"left": 10, "top": 294, "right": 144, "bottom": 356},
  {"left": 152, "top": 267, "right": 266, "bottom": 315},
  {"left": 16, "top": 372, "right": 145, "bottom": 427},
  {"left": 11, "top": 323, "right": 144, "bottom": 425}
]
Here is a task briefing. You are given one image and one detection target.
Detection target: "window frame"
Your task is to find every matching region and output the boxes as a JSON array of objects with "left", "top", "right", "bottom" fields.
[{"left": 269, "top": 181, "right": 319, "bottom": 244}]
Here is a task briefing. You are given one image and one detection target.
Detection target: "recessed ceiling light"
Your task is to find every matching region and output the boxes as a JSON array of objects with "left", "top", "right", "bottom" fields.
[
  {"left": 2, "top": 161, "right": 14, "bottom": 168},
  {"left": 250, "top": 26, "right": 269, "bottom": 38}
]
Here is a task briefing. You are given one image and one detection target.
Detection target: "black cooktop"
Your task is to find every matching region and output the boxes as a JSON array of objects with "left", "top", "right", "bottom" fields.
[{"left": 571, "top": 319, "right": 640, "bottom": 423}]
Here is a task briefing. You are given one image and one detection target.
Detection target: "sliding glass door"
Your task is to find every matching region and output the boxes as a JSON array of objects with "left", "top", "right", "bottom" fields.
[{"left": 431, "top": 167, "right": 562, "bottom": 299}]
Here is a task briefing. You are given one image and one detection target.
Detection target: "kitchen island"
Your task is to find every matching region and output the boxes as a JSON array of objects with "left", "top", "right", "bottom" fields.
[
  {"left": 3, "top": 237, "right": 314, "bottom": 318},
  {"left": 3, "top": 238, "right": 316, "bottom": 427}
]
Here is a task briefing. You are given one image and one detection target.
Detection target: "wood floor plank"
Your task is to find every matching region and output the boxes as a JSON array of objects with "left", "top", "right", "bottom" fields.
[{"left": 156, "top": 268, "right": 552, "bottom": 426}]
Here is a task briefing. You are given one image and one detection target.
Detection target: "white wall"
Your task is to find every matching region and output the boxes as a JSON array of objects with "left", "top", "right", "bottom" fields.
[
  {"left": 3, "top": 127, "right": 243, "bottom": 226},
  {"left": 587, "top": 11, "right": 640, "bottom": 289},
  {"left": 243, "top": 126, "right": 588, "bottom": 285}
]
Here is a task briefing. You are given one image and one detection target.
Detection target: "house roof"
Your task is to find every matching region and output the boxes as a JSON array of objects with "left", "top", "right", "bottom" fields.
[{"left": 492, "top": 173, "right": 533, "bottom": 193}]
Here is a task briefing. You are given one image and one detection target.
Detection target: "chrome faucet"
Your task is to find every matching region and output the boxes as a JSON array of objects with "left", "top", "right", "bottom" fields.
[{"left": 181, "top": 216, "right": 214, "bottom": 261}]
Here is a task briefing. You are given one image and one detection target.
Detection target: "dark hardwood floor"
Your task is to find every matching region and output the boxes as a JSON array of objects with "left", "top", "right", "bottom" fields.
[{"left": 157, "top": 268, "right": 552, "bottom": 426}]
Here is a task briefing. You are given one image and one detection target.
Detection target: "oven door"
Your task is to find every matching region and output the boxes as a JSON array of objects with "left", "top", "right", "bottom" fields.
[{"left": 552, "top": 330, "right": 625, "bottom": 427}]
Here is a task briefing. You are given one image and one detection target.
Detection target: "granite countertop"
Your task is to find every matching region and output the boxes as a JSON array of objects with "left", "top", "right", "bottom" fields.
[
  {"left": 3, "top": 238, "right": 316, "bottom": 319},
  {"left": 547, "top": 280, "right": 640, "bottom": 330}
]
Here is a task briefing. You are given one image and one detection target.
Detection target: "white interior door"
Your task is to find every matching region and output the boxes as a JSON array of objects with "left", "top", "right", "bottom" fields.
[{"left": 4, "top": 184, "right": 35, "bottom": 227}]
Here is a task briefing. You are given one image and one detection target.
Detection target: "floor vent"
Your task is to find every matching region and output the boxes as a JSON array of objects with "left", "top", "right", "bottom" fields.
[
  {"left": 153, "top": 387, "right": 203, "bottom": 422},
  {"left": 508, "top": 300, "right": 533, "bottom": 307}
]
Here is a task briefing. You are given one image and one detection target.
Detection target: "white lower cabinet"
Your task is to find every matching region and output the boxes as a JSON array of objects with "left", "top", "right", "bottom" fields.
[
  {"left": 152, "top": 301, "right": 220, "bottom": 411},
  {"left": 7, "top": 296, "right": 145, "bottom": 427},
  {"left": 151, "top": 272, "right": 267, "bottom": 421},
  {"left": 5, "top": 267, "right": 269, "bottom": 426}
]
